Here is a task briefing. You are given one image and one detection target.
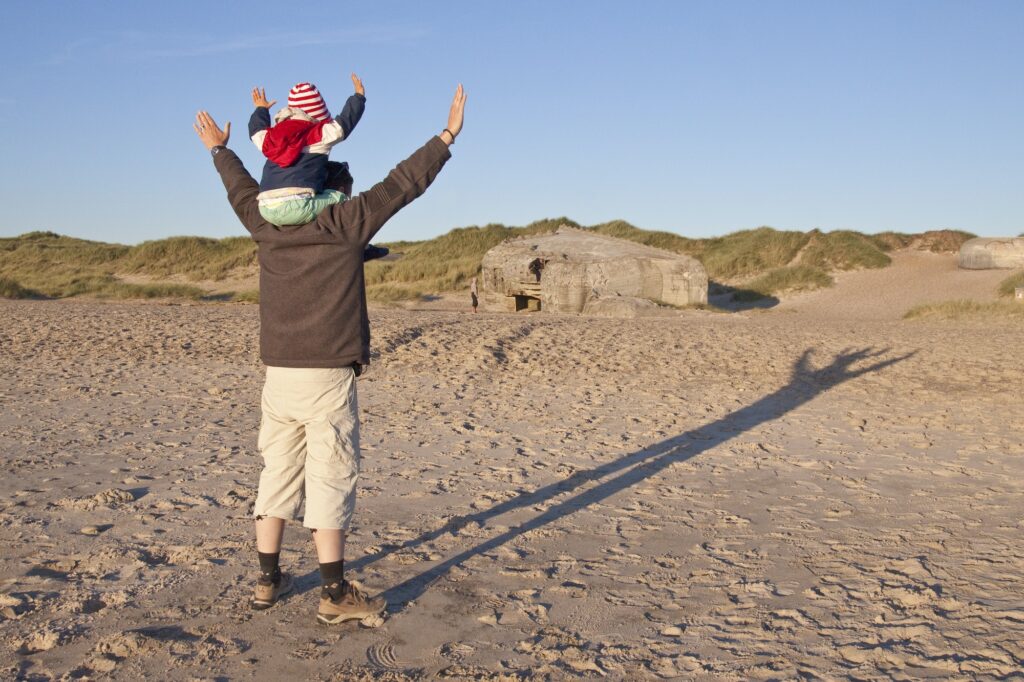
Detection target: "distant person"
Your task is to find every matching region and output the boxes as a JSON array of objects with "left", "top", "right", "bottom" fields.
[
  {"left": 528, "top": 257, "right": 545, "bottom": 282},
  {"left": 470, "top": 276, "right": 479, "bottom": 313},
  {"left": 193, "top": 83, "right": 466, "bottom": 624}
]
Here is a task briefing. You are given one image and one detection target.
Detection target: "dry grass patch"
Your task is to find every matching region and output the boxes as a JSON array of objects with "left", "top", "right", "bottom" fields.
[
  {"left": 798, "top": 230, "right": 891, "bottom": 270},
  {"left": 685, "top": 227, "right": 809, "bottom": 279},
  {"left": 904, "top": 300, "right": 1024, "bottom": 320},
  {"left": 0, "top": 232, "right": 251, "bottom": 300},
  {"left": 590, "top": 220, "right": 694, "bottom": 253},
  {"left": 731, "top": 265, "right": 833, "bottom": 302},
  {"left": 119, "top": 236, "right": 256, "bottom": 281},
  {"left": 0, "top": 276, "right": 38, "bottom": 299},
  {"left": 997, "top": 271, "right": 1024, "bottom": 298},
  {"left": 914, "top": 229, "right": 976, "bottom": 253}
]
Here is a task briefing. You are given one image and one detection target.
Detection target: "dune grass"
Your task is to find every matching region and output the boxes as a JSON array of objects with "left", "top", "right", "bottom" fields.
[
  {"left": 997, "top": 271, "right": 1024, "bottom": 298},
  {"left": 799, "top": 230, "right": 891, "bottom": 270},
  {"left": 229, "top": 289, "right": 260, "bottom": 303},
  {"left": 0, "top": 276, "right": 38, "bottom": 299},
  {"left": 0, "top": 232, "right": 246, "bottom": 300},
  {"left": 904, "top": 299, "right": 1024, "bottom": 320},
  {"left": 118, "top": 236, "right": 257, "bottom": 281},
  {"left": 684, "top": 227, "right": 810, "bottom": 279},
  {"left": 730, "top": 265, "right": 834, "bottom": 302},
  {"left": 915, "top": 229, "right": 976, "bottom": 253},
  {"left": 870, "top": 232, "right": 915, "bottom": 252},
  {"left": 589, "top": 219, "right": 695, "bottom": 254}
]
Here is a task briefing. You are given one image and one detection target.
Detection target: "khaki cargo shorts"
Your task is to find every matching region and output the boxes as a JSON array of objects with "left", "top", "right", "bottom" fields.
[{"left": 253, "top": 366, "right": 360, "bottom": 530}]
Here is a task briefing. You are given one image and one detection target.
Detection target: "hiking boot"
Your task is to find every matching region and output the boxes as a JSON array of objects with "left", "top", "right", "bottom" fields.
[
  {"left": 316, "top": 580, "right": 386, "bottom": 624},
  {"left": 251, "top": 571, "right": 293, "bottom": 610}
]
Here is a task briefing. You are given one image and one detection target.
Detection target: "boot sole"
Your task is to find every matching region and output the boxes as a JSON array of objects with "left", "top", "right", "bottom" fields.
[{"left": 316, "top": 607, "right": 383, "bottom": 625}]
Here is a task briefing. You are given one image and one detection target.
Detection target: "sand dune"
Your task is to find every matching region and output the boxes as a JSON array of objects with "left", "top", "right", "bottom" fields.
[
  {"left": 778, "top": 250, "right": 1008, "bottom": 320},
  {"left": 1, "top": 260, "right": 1022, "bottom": 678}
]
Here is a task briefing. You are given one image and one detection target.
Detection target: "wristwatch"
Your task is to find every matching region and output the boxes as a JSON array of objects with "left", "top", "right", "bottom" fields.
[{"left": 210, "top": 145, "right": 226, "bottom": 157}]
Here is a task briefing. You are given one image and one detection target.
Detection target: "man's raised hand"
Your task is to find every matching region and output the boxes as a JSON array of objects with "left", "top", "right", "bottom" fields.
[
  {"left": 351, "top": 73, "right": 365, "bottom": 96},
  {"left": 193, "top": 111, "right": 230, "bottom": 150},
  {"left": 252, "top": 87, "right": 276, "bottom": 109},
  {"left": 442, "top": 84, "right": 467, "bottom": 145}
]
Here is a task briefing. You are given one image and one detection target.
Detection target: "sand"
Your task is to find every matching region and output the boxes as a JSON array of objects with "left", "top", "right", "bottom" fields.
[{"left": 2, "top": 252, "right": 1023, "bottom": 680}]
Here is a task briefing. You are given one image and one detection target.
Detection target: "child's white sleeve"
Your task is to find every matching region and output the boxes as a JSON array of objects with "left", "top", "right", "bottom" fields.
[
  {"left": 251, "top": 129, "right": 268, "bottom": 151},
  {"left": 317, "top": 120, "right": 346, "bottom": 148}
]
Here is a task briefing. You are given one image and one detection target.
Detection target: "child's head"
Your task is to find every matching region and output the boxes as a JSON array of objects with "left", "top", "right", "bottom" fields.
[{"left": 287, "top": 83, "right": 330, "bottom": 121}]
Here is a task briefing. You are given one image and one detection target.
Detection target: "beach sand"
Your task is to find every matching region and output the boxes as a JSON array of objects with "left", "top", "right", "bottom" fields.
[{"left": 2, "top": 252, "right": 1022, "bottom": 680}]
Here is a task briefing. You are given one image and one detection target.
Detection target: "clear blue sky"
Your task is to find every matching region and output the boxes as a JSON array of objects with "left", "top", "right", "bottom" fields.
[{"left": 1, "top": 1, "right": 1021, "bottom": 244}]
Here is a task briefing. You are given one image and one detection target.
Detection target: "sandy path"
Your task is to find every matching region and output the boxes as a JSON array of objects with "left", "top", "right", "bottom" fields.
[
  {"left": 1, "top": 299, "right": 1022, "bottom": 680},
  {"left": 778, "top": 250, "right": 1009, "bottom": 320}
]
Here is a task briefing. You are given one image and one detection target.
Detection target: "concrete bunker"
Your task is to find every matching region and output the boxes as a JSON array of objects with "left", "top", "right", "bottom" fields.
[
  {"left": 959, "top": 237, "right": 1024, "bottom": 270},
  {"left": 480, "top": 226, "right": 708, "bottom": 315}
]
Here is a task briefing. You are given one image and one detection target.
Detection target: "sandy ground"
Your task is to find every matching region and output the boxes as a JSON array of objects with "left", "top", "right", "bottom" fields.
[
  {"left": 777, "top": 250, "right": 1008, "bottom": 320},
  {"left": 2, "top": 254, "right": 1023, "bottom": 680}
]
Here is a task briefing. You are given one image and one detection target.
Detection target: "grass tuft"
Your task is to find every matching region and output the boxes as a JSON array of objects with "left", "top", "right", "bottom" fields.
[
  {"left": 997, "top": 271, "right": 1024, "bottom": 298},
  {"left": 0, "top": 276, "right": 38, "bottom": 299},
  {"left": 904, "top": 300, "right": 1024, "bottom": 320},
  {"left": 366, "top": 284, "right": 425, "bottom": 302},
  {"left": 230, "top": 289, "right": 260, "bottom": 303},
  {"left": 731, "top": 266, "right": 834, "bottom": 301}
]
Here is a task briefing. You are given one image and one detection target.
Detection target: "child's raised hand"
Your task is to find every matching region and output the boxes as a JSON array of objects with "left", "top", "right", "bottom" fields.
[
  {"left": 351, "top": 73, "right": 365, "bottom": 97},
  {"left": 251, "top": 87, "right": 277, "bottom": 109}
]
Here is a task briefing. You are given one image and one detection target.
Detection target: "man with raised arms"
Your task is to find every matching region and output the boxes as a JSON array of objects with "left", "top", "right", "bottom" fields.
[{"left": 193, "top": 84, "right": 466, "bottom": 624}]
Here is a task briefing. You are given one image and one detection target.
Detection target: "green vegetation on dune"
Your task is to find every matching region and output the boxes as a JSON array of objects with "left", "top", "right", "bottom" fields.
[
  {"left": 799, "top": 230, "right": 891, "bottom": 270},
  {"left": 683, "top": 227, "right": 809, "bottom": 279},
  {"left": 0, "top": 276, "right": 38, "bottom": 299},
  {"left": 118, "top": 236, "right": 256, "bottom": 281},
  {"left": 731, "top": 265, "right": 834, "bottom": 302},
  {"left": 0, "top": 231, "right": 251, "bottom": 300},
  {"left": 916, "top": 230, "right": 976, "bottom": 253},
  {"left": 590, "top": 220, "right": 694, "bottom": 254},
  {"left": 869, "top": 229, "right": 974, "bottom": 254},
  {"left": 870, "top": 232, "right": 914, "bottom": 252}
]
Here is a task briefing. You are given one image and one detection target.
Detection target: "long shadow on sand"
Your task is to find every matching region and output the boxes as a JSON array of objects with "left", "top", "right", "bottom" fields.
[{"left": 301, "top": 347, "right": 913, "bottom": 609}]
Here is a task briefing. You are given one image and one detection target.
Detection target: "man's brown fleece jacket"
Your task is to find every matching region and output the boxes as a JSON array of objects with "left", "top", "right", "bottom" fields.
[{"left": 212, "top": 136, "right": 452, "bottom": 368}]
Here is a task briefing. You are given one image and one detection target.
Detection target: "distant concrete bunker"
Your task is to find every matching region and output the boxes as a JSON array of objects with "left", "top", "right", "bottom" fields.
[
  {"left": 959, "top": 237, "right": 1024, "bottom": 270},
  {"left": 480, "top": 226, "right": 708, "bottom": 315}
]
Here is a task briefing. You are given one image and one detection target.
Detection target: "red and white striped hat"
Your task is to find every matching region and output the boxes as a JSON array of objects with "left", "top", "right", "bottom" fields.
[{"left": 287, "top": 82, "right": 330, "bottom": 121}]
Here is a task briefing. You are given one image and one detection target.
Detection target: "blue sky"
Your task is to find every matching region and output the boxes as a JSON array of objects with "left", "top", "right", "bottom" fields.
[{"left": 1, "top": 1, "right": 1021, "bottom": 244}]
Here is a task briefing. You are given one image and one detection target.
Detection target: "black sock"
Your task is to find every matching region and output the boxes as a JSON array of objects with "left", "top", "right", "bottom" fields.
[
  {"left": 258, "top": 551, "right": 281, "bottom": 584},
  {"left": 319, "top": 560, "right": 345, "bottom": 598}
]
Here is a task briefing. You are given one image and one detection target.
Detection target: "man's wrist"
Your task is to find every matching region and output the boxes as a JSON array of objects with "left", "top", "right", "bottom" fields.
[
  {"left": 440, "top": 129, "right": 455, "bottom": 146},
  {"left": 210, "top": 145, "right": 227, "bottom": 157}
]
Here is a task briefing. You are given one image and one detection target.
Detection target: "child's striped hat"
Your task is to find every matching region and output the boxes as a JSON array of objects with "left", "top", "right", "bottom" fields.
[{"left": 287, "top": 83, "right": 330, "bottom": 121}]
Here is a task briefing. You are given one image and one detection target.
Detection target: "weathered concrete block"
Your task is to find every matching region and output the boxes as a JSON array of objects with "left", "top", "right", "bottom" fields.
[
  {"left": 480, "top": 226, "right": 708, "bottom": 314},
  {"left": 959, "top": 237, "right": 1024, "bottom": 269},
  {"left": 582, "top": 295, "right": 662, "bottom": 318}
]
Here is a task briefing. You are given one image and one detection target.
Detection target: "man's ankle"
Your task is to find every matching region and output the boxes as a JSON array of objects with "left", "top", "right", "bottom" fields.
[
  {"left": 320, "top": 559, "right": 345, "bottom": 599},
  {"left": 258, "top": 551, "right": 281, "bottom": 585}
]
